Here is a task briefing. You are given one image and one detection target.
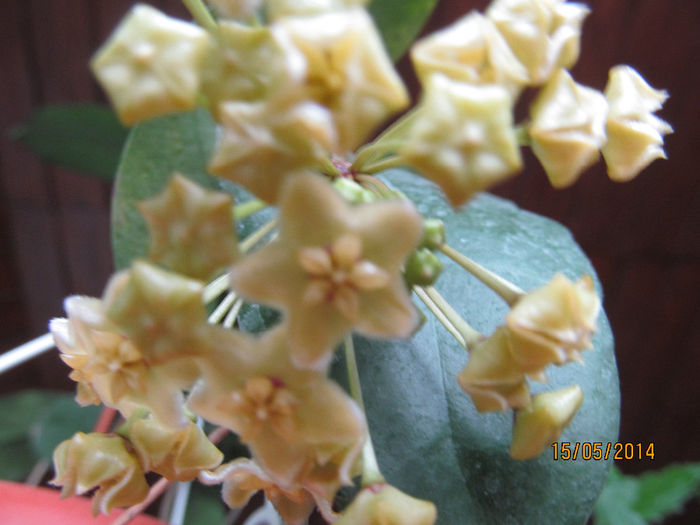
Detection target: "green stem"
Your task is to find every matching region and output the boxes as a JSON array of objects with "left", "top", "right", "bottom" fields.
[
  {"left": 440, "top": 244, "right": 524, "bottom": 306},
  {"left": 344, "top": 335, "right": 385, "bottom": 487},
  {"left": 239, "top": 218, "right": 277, "bottom": 253},
  {"left": 420, "top": 286, "right": 482, "bottom": 349},
  {"left": 182, "top": 0, "right": 218, "bottom": 33},
  {"left": 362, "top": 155, "right": 405, "bottom": 174},
  {"left": 355, "top": 174, "right": 395, "bottom": 199},
  {"left": 352, "top": 139, "right": 405, "bottom": 171},
  {"left": 413, "top": 286, "right": 465, "bottom": 348},
  {"left": 515, "top": 123, "right": 531, "bottom": 146},
  {"left": 204, "top": 273, "right": 229, "bottom": 304},
  {"left": 234, "top": 199, "right": 267, "bottom": 221},
  {"left": 208, "top": 292, "right": 237, "bottom": 324}
]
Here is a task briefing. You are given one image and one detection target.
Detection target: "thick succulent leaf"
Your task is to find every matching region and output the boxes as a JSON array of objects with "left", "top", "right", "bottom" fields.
[
  {"left": 111, "top": 112, "right": 619, "bottom": 524},
  {"left": 331, "top": 171, "right": 620, "bottom": 524},
  {"left": 11, "top": 104, "right": 128, "bottom": 180},
  {"left": 370, "top": 0, "right": 439, "bottom": 61}
]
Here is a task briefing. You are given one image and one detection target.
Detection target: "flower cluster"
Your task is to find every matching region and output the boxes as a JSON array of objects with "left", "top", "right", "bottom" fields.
[{"left": 48, "top": 0, "right": 671, "bottom": 522}]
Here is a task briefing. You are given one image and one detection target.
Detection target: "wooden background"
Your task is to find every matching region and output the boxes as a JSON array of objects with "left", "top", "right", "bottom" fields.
[{"left": 1, "top": 0, "right": 698, "bottom": 521}]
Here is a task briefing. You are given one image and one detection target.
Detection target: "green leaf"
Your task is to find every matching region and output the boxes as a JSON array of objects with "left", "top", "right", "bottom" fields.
[
  {"left": 30, "top": 396, "right": 101, "bottom": 460},
  {"left": 635, "top": 463, "right": 700, "bottom": 521},
  {"left": 594, "top": 468, "right": 647, "bottom": 525},
  {"left": 370, "top": 0, "right": 439, "bottom": 61},
  {"left": 0, "top": 440, "right": 40, "bottom": 481},
  {"left": 184, "top": 484, "right": 227, "bottom": 525},
  {"left": 329, "top": 171, "right": 620, "bottom": 524},
  {"left": 0, "top": 390, "right": 58, "bottom": 444},
  {"left": 111, "top": 111, "right": 619, "bottom": 524},
  {"left": 11, "top": 104, "right": 128, "bottom": 180}
]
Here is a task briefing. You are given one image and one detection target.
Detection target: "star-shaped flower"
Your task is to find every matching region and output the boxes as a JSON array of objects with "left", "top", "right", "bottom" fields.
[
  {"left": 104, "top": 261, "right": 209, "bottom": 365},
  {"left": 91, "top": 4, "right": 210, "bottom": 125},
  {"left": 229, "top": 173, "right": 422, "bottom": 368},
  {"left": 274, "top": 8, "right": 409, "bottom": 152},
  {"left": 335, "top": 483, "right": 437, "bottom": 525},
  {"left": 138, "top": 173, "right": 239, "bottom": 281},
  {"left": 400, "top": 74, "right": 522, "bottom": 207},
  {"left": 188, "top": 325, "right": 366, "bottom": 497},
  {"left": 529, "top": 69, "right": 608, "bottom": 187}
]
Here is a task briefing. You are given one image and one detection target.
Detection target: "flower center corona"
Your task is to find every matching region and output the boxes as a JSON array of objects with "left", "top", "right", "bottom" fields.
[
  {"left": 298, "top": 233, "right": 390, "bottom": 320},
  {"left": 230, "top": 376, "right": 298, "bottom": 442}
]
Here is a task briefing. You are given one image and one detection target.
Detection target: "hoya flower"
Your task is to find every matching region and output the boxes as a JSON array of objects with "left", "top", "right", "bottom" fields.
[
  {"left": 129, "top": 418, "right": 223, "bottom": 481},
  {"left": 274, "top": 8, "right": 409, "bottom": 152},
  {"left": 411, "top": 12, "right": 528, "bottom": 96},
  {"left": 506, "top": 274, "right": 600, "bottom": 375},
  {"left": 266, "top": 0, "right": 369, "bottom": 20},
  {"left": 400, "top": 74, "right": 522, "bottom": 207},
  {"left": 188, "top": 326, "right": 367, "bottom": 494},
  {"left": 104, "top": 261, "right": 210, "bottom": 365},
  {"left": 208, "top": 100, "right": 336, "bottom": 203},
  {"left": 602, "top": 65, "right": 673, "bottom": 181},
  {"left": 529, "top": 69, "right": 608, "bottom": 187},
  {"left": 487, "top": 0, "right": 589, "bottom": 85},
  {"left": 457, "top": 327, "right": 530, "bottom": 413},
  {"left": 201, "top": 20, "right": 306, "bottom": 117},
  {"left": 510, "top": 385, "right": 583, "bottom": 459},
  {"left": 91, "top": 4, "right": 210, "bottom": 125},
  {"left": 335, "top": 483, "right": 437, "bottom": 525},
  {"left": 138, "top": 173, "right": 239, "bottom": 281},
  {"left": 51, "top": 432, "right": 149, "bottom": 515},
  {"left": 229, "top": 173, "right": 422, "bottom": 368},
  {"left": 201, "top": 458, "right": 323, "bottom": 525}
]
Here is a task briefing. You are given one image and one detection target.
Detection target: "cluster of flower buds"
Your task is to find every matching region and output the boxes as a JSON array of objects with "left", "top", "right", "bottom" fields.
[{"left": 48, "top": 0, "right": 672, "bottom": 522}]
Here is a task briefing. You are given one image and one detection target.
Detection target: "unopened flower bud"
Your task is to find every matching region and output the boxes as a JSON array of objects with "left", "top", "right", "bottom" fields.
[
  {"left": 91, "top": 4, "right": 210, "bottom": 125},
  {"left": 457, "top": 327, "right": 530, "bottom": 412},
  {"left": 602, "top": 65, "right": 673, "bottom": 181},
  {"left": 510, "top": 385, "right": 583, "bottom": 459},
  {"left": 51, "top": 432, "right": 148, "bottom": 515},
  {"left": 420, "top": 218, "right": 445, "bottom": 250},
  {"left": 529, "top": 69, "right": 608, "bottom": 187},
  {"left": 335, "top": 484, "right": 437, "bottom": 525},
  {"left": 404, "top": 248, "right": 443, "bottom": 287},
  {"left": 333, "top": 177, "right": 376, "bottom": 204}
]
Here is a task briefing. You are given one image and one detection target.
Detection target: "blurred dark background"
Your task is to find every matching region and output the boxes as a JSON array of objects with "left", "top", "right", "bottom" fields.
[{"left": 0, "top": 0, "right": 698, "bottom": 521}]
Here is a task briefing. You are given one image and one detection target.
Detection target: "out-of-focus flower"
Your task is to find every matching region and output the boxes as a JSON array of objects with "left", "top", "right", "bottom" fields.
[
  {"left": 275, "top": 8, "right": 409, "bottom": 152},
  {"left": 266, "top": 0, "right": 369, "bottom": 20},
  {"left": 529, "top": 69, "right": 608, "bottom": 187},
  {"left": 506, "top": 274, "right": 600, "bottom": 376},
  {"left": 201, "top": 20, "right": 305, "bottom": 117},
  {"left": 201, "top": 458, "right": 321, "bottom": 525},
  {"left": 138, "top": 173, "right": 239, "bottom": 281},
  {"left": 104, "top": 261, "right": 210, "bottom": 365},
  {"left": 401, "top": 74, "right": 522, "bottom": 207},
  {"left": 602, "top": 65, "right": 673, "bottom": 181},
  {"left": 487, "top": 0, "right": 589, "bottom": 85},
  {"left": 335, "top": 483, "right": 437, "bottom": 525},
  {"left": 510, "top": 385, "right": 583, "bottom": 459},
  {"left": 207, "top": 0, "right": 262, "bottom": 19},
  {"left": 91, "top": 4, "right": 210, "bottom": 125},
  {"left": 411, "top": 12, "right": 528, "bottom": 96},
  {"left": 229, "top": 173, "right": 421, "bottom": 368},
  {"left": 208, "top": 100, "right": 336, "bottom": 204},
  {"left": 457, "top": 327, "right": 530, "bottom": 413},
  {"left": 51, "top": 432, "right": 149, "bottom": 515}
]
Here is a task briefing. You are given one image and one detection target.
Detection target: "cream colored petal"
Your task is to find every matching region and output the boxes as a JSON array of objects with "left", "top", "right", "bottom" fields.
[
  {"left": 349, "top": 260, "right": 390, "bottom": 290},
  {"left": 298, "top": 246, "right": 333, "bottom": 276},
  {"left": 331, "top": 233, "right": 363, "bottom": 268},
  {"left": 356, "top": 280, "right": 418, "bottom": 339}
]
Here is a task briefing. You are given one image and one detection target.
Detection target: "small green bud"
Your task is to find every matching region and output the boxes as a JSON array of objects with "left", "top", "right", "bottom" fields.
[
  {"left": 421, "top": 218, "right": 446, "bottom": 250},
  {"left": 333, "top": 177, "right": 375, "bottom": 204},
  {"left": 404, "top": 248, "right": 443, "bottom": 287}
]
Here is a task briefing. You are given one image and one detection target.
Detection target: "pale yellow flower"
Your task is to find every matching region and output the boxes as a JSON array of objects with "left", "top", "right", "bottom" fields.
[
  {"left": 201, "top": 458, "right": 322, "bottom": 525},
  {"left": 91, "top": 4, "right": 210, "bottom": 125},
  {"left": 487, "top": 0, "right": 589, "bottom": 84},
  {"left": 411, "top": 12, "right": 528, "bottom": 96},
  {"left": 129, "top": 418, "right": 223, "bottom": 481},
  {"left": 208, "top": 101, "right": 336, "bottom": 204},
  {"left": 510, "top": 385, "right": 583, "bottom": 459},
  {"left": 138, "top": 173, "right": 239, "bottom": 281},
  {"left": 335, "top": 483, "right": 437, "bottom": 525},
  {"left": 188, "top": 325, "right": 367, "bottom": 494},
  {"left": 275, "top": 8, "right": 409, "bottom": 152},
  {"left": 602, "top": 65, "right": 673, "bottom": 181},
  {"left": 51, "top": 432, "right": 149, "bottom": 515},
  {"left": 229, "top": 173, "right": 422, "bottom": 368},
  {"left": 506, "top": 274, "right": 600, "bottom": 375},
  {"left": 457, "top": 327, "right": 530, "bottom": 413},
  {"left": 400, "top": 74, "right": 522, "bottom": 207},
  {"left": 207, "top": 0, "right": 262, "bottom": 19},
  {"left": 529, "top": 69, "right": 608, "bottom": 187},
  {"left": 266, "top": 0, "right": 369, "bottom": 20}
]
